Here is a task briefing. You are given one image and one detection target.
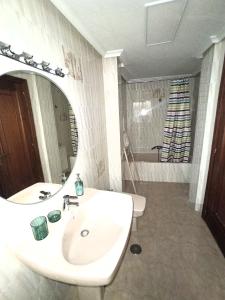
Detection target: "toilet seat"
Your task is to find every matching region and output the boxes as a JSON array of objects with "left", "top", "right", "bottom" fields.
[{"left": 126, "top": 193, "right": 146, "bottom": 217}]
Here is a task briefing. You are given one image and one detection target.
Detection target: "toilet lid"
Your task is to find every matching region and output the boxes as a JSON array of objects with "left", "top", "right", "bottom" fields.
[{"left": 127, "top": 193, "right": 146, "bottom": 217}]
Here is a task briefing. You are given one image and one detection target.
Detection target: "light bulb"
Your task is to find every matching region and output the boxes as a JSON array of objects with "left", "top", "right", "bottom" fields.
[
  {"left": 12, "top": 44, "right": 23, "bottom": 55},
  {"left": 63, "top": 67, "right": 69, "bottom": 75}
]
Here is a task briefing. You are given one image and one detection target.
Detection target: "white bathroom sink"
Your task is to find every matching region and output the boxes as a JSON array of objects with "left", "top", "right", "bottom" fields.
[
  {"left": 12, "top": 189, "right": 133, "bottom": 286},
  {"left": 8, "top": 182, "right": 62, "bottom": 204},
  {"left": 63, "top": 193, "right": 129, "bottom": 265}
]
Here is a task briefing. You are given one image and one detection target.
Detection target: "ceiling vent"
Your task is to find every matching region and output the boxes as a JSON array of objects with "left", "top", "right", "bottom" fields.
[{"left": 145, "top": 0, "right": 187, "bottom": 46}]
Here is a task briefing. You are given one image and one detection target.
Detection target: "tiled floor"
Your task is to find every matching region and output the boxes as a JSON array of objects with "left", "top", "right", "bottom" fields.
[{"left": 104, "top": 181, "right": 225, "bottom": 300}]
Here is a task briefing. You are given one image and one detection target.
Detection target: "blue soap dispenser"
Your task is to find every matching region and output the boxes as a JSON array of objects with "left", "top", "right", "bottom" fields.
[{"left": 75, "top": 173, "right": 84, "bottom": 196}]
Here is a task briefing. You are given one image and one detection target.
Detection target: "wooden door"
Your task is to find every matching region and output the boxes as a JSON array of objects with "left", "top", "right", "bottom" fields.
[
  {"left": 203, "top": 58, "right": 225, "bottom": 256},
  {"left": 0, "top": 75, "right": 43, "bottom": 198}
]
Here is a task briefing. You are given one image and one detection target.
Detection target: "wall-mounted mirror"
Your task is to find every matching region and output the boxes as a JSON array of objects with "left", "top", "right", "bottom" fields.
[{"left": 0, "top": 71, "right": 78, "bottom": 204}]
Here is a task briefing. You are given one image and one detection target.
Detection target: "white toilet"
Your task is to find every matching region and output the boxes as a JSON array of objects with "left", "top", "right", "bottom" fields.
[{"left": 127, "top": 193, "right": 146, "bottom": 231}]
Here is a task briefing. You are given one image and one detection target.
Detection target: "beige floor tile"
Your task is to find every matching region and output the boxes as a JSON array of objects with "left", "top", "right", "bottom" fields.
[{"left": 104, "top": 181, "right": 225, "bottom": 300}]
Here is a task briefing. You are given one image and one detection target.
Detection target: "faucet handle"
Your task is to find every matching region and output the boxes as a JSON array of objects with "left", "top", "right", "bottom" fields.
[
  {"left": 63, "top": 199, "right": 67, "bottom": 210},
  {"left": 40, "top": 190, "right": 51, "bottom": 196},
  {"left": 70, "top": 195, "right": 78, "bottom": 199},
  {"left": 63, "top": 194, "right": 69, "bottom": 200},
  {"left": 63, "top": 195, "right": 79, "bottom": 210},
  {"left": 39, "top": 191, "right": 51, "bottom": 200},
  {"left": 63, "top": 195, "right": 78, "bottom": 200},
  {"left": 69, "top": 202, "right": 79, "bottom": 206}
]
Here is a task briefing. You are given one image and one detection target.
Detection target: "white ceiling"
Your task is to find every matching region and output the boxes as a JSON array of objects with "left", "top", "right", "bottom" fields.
[{"left": 51, "top": 0, "right": 225, "bottom": 80}]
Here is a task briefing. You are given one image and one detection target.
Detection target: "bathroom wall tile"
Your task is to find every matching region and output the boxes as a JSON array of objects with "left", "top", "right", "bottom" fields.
[
  {"left": 123, "top": 161, "right": 190, "bottom": 183},
  {"left": 190, "top": 40, "right": 225, "bottom": 209},
  {"left": 125, "top": 78, "right": 195, "bottom": 155},
  {"left": 103, "top": 57, "right": 122, "bottom": 192},
  {"left": 0, "top": 0, "right": 110, "bottom": 299},
  {"left": 189, "top": 47, "right": 214, "bottom": 204},
  {"left": 122, "top": 76, "right": 197, "bottom": 184}
]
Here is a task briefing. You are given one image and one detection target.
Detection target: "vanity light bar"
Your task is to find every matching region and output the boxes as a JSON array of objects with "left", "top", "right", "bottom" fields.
[{"left": 0, "top": 41, "right": 65, "bottom": 78}]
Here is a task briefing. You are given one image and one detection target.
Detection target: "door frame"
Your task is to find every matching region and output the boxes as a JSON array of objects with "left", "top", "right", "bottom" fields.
[{"left": 202, "top": 55, "right": 225, "bottom": 256}]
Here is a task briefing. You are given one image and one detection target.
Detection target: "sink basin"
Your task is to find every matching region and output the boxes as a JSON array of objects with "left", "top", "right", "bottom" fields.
[
  {"left": 12, "top": 189, "right": 133, "bottom": 287},
  {"left": 63, "top": 194, "right": 128, "bottom": 265},
  {"left": 7, "top": 182, "right": 62, "bottom": 204}
]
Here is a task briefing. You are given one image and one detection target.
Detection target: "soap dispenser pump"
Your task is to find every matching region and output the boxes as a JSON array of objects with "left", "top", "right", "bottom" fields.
[{"left": 75, "top": 173, "right": 84, "bottom": 196}]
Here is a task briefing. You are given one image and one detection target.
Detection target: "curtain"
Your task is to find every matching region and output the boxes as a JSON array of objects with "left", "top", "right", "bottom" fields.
[
  {"left": 68, "top": 104, "right": 78, "bottom": 156},
  {"left": 161, "top": 78, "right": 191, "bottom": 163}
]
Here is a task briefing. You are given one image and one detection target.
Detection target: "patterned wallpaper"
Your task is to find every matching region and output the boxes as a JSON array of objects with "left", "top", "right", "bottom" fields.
[{"left": 0, "top": 0, "right": 110, "bottom": 299}]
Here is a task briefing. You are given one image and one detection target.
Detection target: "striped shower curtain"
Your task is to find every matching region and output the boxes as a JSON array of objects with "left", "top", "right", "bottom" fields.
[
  {"left": 68, "top": 104, "right": 78, "bottom": 156},
  {"left": 161, "top": 78, "right": 191, "bottom": 163}
]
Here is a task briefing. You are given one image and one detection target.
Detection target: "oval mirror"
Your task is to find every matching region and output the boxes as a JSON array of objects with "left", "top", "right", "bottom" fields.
[{"left": 0, "top": 71, "right": 78, "bottom": 204}]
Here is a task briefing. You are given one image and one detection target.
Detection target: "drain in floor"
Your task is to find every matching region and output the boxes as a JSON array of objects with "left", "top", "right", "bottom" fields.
[{"left": 130, "top": 244, "right": 142, "bottom": 254}]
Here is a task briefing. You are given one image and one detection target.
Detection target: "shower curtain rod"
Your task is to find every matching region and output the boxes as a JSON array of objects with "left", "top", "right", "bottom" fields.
[{"left": 127, "top": 73, "right": 194, "bottom": 84}]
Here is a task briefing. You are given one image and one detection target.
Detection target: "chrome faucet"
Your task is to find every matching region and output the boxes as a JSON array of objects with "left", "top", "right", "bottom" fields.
[
  {"left": 63, "top": 194, "right": 79, "bottom": 210},
  {"left": 39, "top": 190, "right": 51, "bottom": 200}
]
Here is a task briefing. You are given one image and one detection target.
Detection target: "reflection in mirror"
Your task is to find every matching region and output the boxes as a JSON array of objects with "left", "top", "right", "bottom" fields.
[{"left": 0, "top": 71, "right": 78, "bottom": 203}]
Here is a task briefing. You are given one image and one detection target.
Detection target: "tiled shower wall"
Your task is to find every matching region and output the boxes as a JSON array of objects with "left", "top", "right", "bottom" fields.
[
  {"left": 189, "top": 47, "right": 214, "bottom": 206},
  {"left": 191, "top": 74, "right": 200, "bottom": 158},
  {"left": 103, "top": 57, "right": 122, "bottom": 192},
  {"left": 118, "top": 73, "right": 127, "bottom": 180},
  {"left": 118, "top": 73, "right": 127, "bottom": 146},
  {"left": 126, "top": 80, "right": 168, "bottom": 154},
  {"left": 0, "top": 0, "right": 109, "bottom": 299},
  {"left": 125, "top": 78, "right": 197, "bottom": 156},
  {"left": 122, "top": 77, "right": 198, "bottom": 183},
  {"left": 189, "top": 40, "right": 225, "bottom": 210}
]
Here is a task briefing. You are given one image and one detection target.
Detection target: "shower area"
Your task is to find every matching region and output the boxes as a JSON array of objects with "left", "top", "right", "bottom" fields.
[{"left": 119, "top": 75, "right": 200, "bottom": 183}]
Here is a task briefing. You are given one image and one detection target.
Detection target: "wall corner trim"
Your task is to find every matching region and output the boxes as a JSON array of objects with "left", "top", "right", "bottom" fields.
[{"left": 104, "top": 49, "right": 124, "bottom": 58}]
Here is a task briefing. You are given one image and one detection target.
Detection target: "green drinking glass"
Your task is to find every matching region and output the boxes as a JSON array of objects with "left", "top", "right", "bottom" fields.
[
  {"left": 30, "top": 216, "right": 48, "bottom": 241},
  {"left": 47, "top": 210, "right": 61, "bottom": 223}
]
